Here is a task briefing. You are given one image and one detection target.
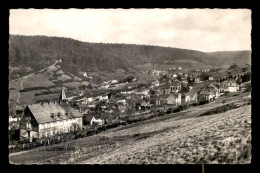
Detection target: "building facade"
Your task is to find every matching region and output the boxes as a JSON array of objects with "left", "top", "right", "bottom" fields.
[{"left": 20, "top": 102, "right": 83, "bottom": 141}]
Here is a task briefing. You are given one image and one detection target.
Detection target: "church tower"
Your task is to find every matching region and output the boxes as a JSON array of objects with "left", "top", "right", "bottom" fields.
[{"left": 59, "top": 87, "right": 67, "bottom": 104}]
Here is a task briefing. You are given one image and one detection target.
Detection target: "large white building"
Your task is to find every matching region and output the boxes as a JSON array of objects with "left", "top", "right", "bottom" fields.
[{"left": 19, "top": 89, "right": 83, "bottom": 141}]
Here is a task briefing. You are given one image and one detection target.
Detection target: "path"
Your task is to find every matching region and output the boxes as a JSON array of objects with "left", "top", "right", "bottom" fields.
[
  {"left": 10, "top": 62, "right": 58, "bottom": 82},
  {"left": 68, "top": 72, "right": 82, "bottom": 81},
  {"left": 14, "top": 62, "right": 59, "bottom": 104},
  {"left": 16, "top": 76, "right": 28, "bottom": 104}
]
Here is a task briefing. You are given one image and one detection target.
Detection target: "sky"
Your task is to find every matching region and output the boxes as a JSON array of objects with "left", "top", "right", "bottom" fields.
[{"left": 9, "top": 9, "right": 251, "bottom": 52}]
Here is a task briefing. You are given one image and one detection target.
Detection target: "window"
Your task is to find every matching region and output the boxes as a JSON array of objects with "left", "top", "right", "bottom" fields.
[{"left": 26, "top": 123, "right": 31, "bottom": 129}]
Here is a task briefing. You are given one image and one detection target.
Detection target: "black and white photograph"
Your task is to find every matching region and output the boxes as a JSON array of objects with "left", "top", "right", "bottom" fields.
[{"left": 8, "top": 8, "right": 252, "bottom": 164}]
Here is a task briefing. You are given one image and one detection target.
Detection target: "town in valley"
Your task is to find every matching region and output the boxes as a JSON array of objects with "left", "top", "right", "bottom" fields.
[{"left": 8, "top": 9, "right": 252, "bottom": 164}]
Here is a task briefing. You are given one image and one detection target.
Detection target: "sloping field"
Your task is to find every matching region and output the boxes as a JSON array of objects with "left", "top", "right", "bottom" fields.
[
  {"left": 9, "top": 104, "right": 251, "bottom": 164},
  {"left": 81, "top": 105, "right": 251, "bottom": 164},
  {"left": 8, "top": 63, "right": 89, "bottom": 108}
]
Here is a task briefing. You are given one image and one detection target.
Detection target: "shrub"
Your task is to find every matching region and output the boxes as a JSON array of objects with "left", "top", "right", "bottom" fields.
[
  {"left": 198, "top": 99, "right": 209, "bottom": 105},
  {"left": 198, "top": 103, "right": 238, "bottom": 117}
]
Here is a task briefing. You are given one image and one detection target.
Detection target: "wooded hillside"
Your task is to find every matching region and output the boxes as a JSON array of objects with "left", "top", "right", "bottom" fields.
[{"left": 9, "top": 35, "right": 251, "bottom": 80}]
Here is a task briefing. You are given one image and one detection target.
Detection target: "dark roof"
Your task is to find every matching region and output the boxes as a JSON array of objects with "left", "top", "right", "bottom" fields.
[
  {"left": 27, "top": 102, "right": 83, "bottom": 124},
  {"left": 221, "top": 80, "right": 239, "bottom": 87},
  {"left": 181, "top": 92, "right": 190, "bottom": 96},
  {"left": 187, "top": 89, "right": 197, "bottom": 96},
  {"left": 85, "top": 115, "right": 95, "bottom": 122},
  {"left": 199, "top": 88, "right": 215, "bottom": 95},
  {"left": 167, "top": 93, "right": 180, "bottom": 98}
]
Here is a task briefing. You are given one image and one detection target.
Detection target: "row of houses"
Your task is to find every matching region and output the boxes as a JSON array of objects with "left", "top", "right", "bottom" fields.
[{"left": 11, "top": 77, "right": 243, "bottom": 142}]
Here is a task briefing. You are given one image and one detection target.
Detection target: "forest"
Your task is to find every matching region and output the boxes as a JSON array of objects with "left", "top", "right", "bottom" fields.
[{"left": 9, "top": 35, "right": 251, "bottom": 80}]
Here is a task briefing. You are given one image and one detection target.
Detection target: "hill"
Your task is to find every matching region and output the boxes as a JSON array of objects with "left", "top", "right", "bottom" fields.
[
  {"left": 207, "top": 51, "right": 251, "bottom": 66},
  {"left": 9, "top": 35, "right": 251, "bottom": 80}
]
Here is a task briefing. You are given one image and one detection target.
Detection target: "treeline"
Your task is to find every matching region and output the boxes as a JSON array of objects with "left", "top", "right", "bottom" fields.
[{"left": 9, "top": 35, "right": 251, "bottom": 80}]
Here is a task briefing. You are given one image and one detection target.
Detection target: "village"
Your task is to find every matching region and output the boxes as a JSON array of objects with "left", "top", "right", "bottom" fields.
[{"left": 8, "top": 63, "right": 251, "bottom": 152}]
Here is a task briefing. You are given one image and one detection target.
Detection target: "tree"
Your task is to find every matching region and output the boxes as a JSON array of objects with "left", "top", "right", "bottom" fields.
[
  {"left": 236, "top": 78, "right": 243, "bottom": 85},
  {"left": 87, "top": 84, "right": 93, "bottom": 90},
  {"left": 177, "top": 74, "right": 182, "bottom": 81},
  {"left": 229, "top": 63, "right": 238, "bottom": 69},
  {"left": 200, "top": 72, "right": 209, "bottom": 81},
  {"left": 149, "top": 89, "right": 156, "bottom": 96},
  {"left": 79, "top": 85, "right": 87, "bottom": 90},
  {"left": 245, "top": 83, "right": 251, "bottom": 92}
]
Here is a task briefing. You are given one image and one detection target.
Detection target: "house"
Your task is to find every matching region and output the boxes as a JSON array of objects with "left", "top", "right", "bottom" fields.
[
  {"left": 85, "top": 115, "right": 105, "bottom": 126},
  {"left": 101, "top": 84, "right": 110, "bottom": 89},
  {"left": 198, "top": 88, "right": 215, "bottom": 101},
  {"left": 209, "top": 76, "right": 214, "bottom": 81},
  {"left": 207, "top": 84, "right": 220, "bottom": 98},
  {"left": 220, "top": 80, "right": 240, "bottom": 93},
  {"left": 88, "top": 100, "right": 98, "bottom": 110},
  {"left": 151, "top": 80, "right": 160, "bottom": 87},
  {"left": 166, "top": 93, "right": 182, "bottom": 106},
  {"left": 9, "top": 115, "right": 18, "bottom": 122},
  {"left": 20, "top": 101, "right": 83, "bottom": 142},
  {"left": 150, "top": 95, "right": 161, "bottom": 106},
  {"left": 170, "top": 81, "right": 181, "bottom": 93},
  {"left": 181, "top": 93, "right": 190, "bottom": 103},
  {"left": 195, "top": 78, "right": 201, "bottom": 83},
  {"left": 117, "top": 99, "right": 127, "bottom": 105},
  {"left": 139, "top": 100, "right": 151, "bottom": 111},
  {"left": 161, "top": 84, "right": 171, "bottom": 94},
  {"left": 111, "top": 80, "right": 118, "bottom": 84},
  {"left": 135, "top": 89, "right": 149, "bottom": 96},
  {"left": 79, "top": 72, "right": 88, "bottom": 77},
  {"left": 187, "top": 90, "right": 198, "bottom": 102}
]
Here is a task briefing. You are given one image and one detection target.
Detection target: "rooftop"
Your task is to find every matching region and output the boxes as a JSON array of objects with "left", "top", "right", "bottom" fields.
[{"left": 27, "top": 102, "right": 83, "bottom": 124}]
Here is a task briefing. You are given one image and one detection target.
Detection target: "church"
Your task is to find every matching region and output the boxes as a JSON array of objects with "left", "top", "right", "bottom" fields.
[{"left": 19, "top": 88, "right": 83, "bottom": 142}]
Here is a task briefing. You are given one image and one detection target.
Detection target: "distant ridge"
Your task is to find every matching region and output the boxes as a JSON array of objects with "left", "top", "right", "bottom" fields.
[{"left": 9, "top": 35, "right": 251, "bottom": 80}]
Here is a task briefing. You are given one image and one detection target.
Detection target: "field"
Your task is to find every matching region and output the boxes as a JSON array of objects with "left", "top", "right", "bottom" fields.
[
  {"left": 8, "top": 63, "right": 90, "bottom": 109},
  {"left": 9, "top": 91, "right": 251, "bottom": 164}
]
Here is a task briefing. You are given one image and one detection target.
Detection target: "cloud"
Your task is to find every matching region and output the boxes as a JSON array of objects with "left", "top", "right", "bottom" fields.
[{"left": 9, "top": 9, "right": 251, "bottom": 52}]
